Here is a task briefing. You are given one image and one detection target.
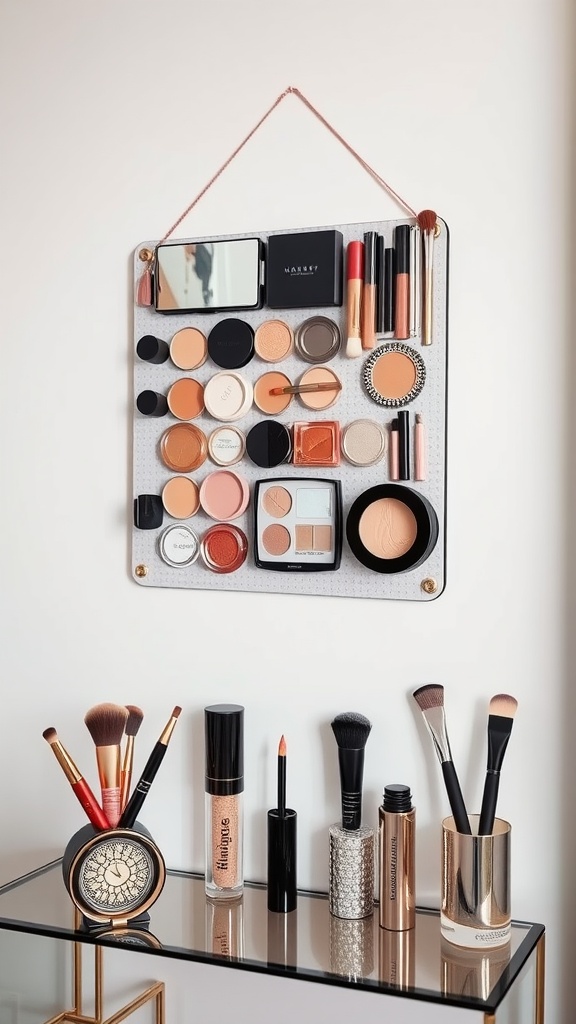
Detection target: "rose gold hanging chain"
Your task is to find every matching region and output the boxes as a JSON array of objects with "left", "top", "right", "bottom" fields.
[{"left": 159, "top": 86, "right": 417, "bottom": 244}]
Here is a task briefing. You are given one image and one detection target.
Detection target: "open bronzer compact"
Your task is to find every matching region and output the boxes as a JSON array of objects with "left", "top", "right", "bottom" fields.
[{"left": 131, "top": 218, "right": 448, "bottom": 601}]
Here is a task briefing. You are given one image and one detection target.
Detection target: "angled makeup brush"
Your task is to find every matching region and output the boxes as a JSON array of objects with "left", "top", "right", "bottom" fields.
[
  {"left": 417, "top": 210, "right": 437, "bottom": 347},
  {"left": 412, "top": 685, "right": 471, "bottom": 835},
  {"left": 84, "top": 703, "right": 128, "bottom": 828},
  {"left": 330, "top": 712, "right": 372, "bottom": 831},
  {"left": 119, "top": 705, "right": 182, "bottom": 829},
  {"left": 478, "top": 694, "right": 518, "bottom": 835},
  {"left": 43, "top": 727, "right": 110, "bottom": 831},
  {"left": 120, "top": 705, "right": 144, "bottom": 812}
]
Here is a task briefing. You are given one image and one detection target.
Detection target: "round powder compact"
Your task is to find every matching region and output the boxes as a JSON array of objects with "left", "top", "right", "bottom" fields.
[
  {"left": 254, "top": 320, "right": 294, "bottom": 362},
  {"left": 262, "top": 485, "right": 292, "bottom": 518},
  {"left": 342, "top": 419, "right": 387, "bottom": 467},
  {"left": 167, "top": 378, "right": 205, "bottom": 420},
  {"left": 162, "top": 476, "right": 200, "bottom": 519},
  {"left": 346, "top": 484, "right": 438, "bottom": 575},
  {"left": 295, "top": 316, "right": 341, "bottom": 363},
  {"left": 170, "top": 327, "right": 207, "bottom": 370},
  {"left": 262, "top": 524, "right": 291, "bottom": 556},
  {"left": 246, "top": 421, "right": 293, "bottom": 468},
  {"left": 199, "top": 470, "right": 250, "bottom": 522},
  {"left": 208, "top": 426, "right": 246, "bottom": 467},
  {"left": 298, "top": 366, "right": 342, "bottom": 410},
  {"left": 203, "top": 372, "right": 253, "bottom": 422},
  {"left": 362, "top": 343, "right": 426, "bottom": 408},
  {"left": 158, "top": 524, "right": 200, "bottom": 568},
  {"left": 253, "top": 371, "right": 293, "bottom": 415},
  {"left": 201, "top": 524, "right": 248, "bottom": 574},
  {"left": 207, "top": 319, "right": 255, "bottom": 369},
  {"left": 160, "top": 423, "right": 208, "bottom": 473}
]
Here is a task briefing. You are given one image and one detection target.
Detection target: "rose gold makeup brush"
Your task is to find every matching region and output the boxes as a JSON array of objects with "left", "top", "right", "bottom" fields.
[
  {"left": 269, "top": 381, "right": 342, "bottom": 396},
  {"left": 412, "top": 684, "right": 471, "bottom": 834},
  {"left": 120, "top": 704, "right": 144, "bottom": 812},
  {"left": 478, "top": 694, "right": 518, "bottom": 835},
  {"left": 84, "top": 703, "right": 128, "bottom": 828},
  {"left": 417, "top": 210, "right": 437, "bottom": 347}
]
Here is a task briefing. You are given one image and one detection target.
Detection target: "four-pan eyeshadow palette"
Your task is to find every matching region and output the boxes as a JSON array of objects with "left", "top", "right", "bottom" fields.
[
  {"left": 254, "top": 479, "right": 343, "bottom": 572},
  {"left": 132, "top": 218, "right": 448, "bottom": 601}
]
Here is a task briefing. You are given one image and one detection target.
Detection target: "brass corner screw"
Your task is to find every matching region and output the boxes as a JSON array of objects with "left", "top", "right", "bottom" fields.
[
  {"left": 421, "top": 577, "right": 438, "bottom": 595},
  {"left": 134, "top": 564, "right": 148, "bottom": 578},
  {"left": 138, "top": 247, "right": 153, "bottom": 262}
]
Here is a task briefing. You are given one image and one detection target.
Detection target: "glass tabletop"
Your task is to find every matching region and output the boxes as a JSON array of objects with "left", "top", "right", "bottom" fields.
[{"left": 0, "top": 861, "right": 544, "bottom": 1013}]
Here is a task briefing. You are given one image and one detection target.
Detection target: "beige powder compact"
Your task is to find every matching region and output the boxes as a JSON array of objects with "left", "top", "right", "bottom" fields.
[{"left": 346, "top": 484, "right": 438, "bottom": 575}]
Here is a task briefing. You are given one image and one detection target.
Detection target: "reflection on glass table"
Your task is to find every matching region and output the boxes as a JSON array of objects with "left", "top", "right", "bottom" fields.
[{"left": 0, "top": 862, "right": 544, "bottom": 1018}]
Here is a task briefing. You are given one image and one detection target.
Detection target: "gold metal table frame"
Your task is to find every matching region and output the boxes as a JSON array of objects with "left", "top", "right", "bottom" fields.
[{"left": 43, "top": 912, "right": 165, "bottom": 1024}]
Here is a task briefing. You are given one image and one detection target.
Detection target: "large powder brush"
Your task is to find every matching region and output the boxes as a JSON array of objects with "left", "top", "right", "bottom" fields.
[
  {"left": 330, "top": 712, "right": 372, "bottom": 831},
  {"left": 84, "top": 703, "right": 128, "bottom": 828}
]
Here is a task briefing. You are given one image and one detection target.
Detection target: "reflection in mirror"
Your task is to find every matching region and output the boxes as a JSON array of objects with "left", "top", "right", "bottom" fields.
[{"left": 155, "top": 239, "right": 264, "bottom": 313}]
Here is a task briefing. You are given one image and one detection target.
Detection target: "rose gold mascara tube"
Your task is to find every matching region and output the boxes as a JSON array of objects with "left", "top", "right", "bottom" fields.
[
  {"left": 205, "top": 704, "right": 244, "bottom": 900},
  {"left": 379, "top": 784, "right": 415, "bottom": 931}
]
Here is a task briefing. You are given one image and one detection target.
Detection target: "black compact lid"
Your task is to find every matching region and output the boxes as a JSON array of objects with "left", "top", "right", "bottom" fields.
[
  {"left": 205, "top": 704, "right": 244, "bottom": 794},
  {"left": 383, "top": 784, "right": 413, "bottom": 812},
  {"left": 266, "top": 230, "right": 343, "bottom": 309},
  {"left": 136, "top": 335, "right": 170, "bottom": 364},
  {"left": 246, "top": 421, "right": 292, "bottom": 468},
  {"left": 346, "top": 484, "right": 438, "bottom": 575},
  {"left": 267, "top": 808, "right": 297, "bottom": 913},
  {"left": 207, "top": 319, "right": 255, "bottom": 369}
]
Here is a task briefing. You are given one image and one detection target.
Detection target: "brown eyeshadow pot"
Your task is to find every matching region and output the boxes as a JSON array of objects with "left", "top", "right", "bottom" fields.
[
  {"left": 160, "top": 423, "right": 208, "bottom": 473},
  {"left": 346, "top": 484, "right": 438, "bottom": 575},
  {"left": 362, "top": 343, "right": 426, "bottom": 408}
]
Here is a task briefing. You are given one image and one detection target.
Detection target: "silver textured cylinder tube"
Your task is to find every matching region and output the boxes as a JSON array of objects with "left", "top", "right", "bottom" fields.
[
  {"left": 329, "top": 824, "right": 375, "bottom": 920},
  {"left": 330, "top": 915, "right": 374, "bottom": 978}
]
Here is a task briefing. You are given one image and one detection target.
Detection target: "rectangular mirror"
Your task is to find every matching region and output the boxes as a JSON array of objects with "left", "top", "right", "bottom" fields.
[{"left": 154, "top": 238, "right": 264, "bottom": 313}]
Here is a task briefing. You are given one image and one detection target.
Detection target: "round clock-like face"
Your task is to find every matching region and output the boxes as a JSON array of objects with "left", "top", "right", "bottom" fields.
[{"left": 78, "top": 838, "right": 155, "bottom": 915}]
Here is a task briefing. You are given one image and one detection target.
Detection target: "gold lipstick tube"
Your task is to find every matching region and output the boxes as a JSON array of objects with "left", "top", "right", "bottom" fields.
[{"left": 378, "top": 785, "right": 415, "bottom": 932}]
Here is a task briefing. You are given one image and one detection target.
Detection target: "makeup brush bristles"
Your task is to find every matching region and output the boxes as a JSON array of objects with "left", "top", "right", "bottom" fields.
[
  {"left": 84, "top": 703, "right": 128, "bottom": 746},
  {"left": 489, "top": 694, "right": 518, "bottom": 720},
  {"left": 412, "top": 683, "right": 444, "bottom": 712},
  {"left": 42, "top": 727, "right": 58, "bottom": 744},
  {"left": 172, "top": 705, "right": 182, "bottom": 719},
  {"left": 124, "top": 705, "right": 144, "bottom": 737},
  {"left": 417, "top": 209, "right": 437, "bottom": 234},
  {"left": 330, "top": 712, "right": 372, "bottom": 748}
]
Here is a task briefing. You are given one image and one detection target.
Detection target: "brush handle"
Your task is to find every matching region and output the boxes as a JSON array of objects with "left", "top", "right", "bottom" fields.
[
  {"left": 442, "top": 761, "right": 471, "bottom": 835},
  {"left": 478, "top": 771, "right": 500, "bottom": 835},
  {"left": 118, "top": 741, "right": 167, "bottom": 829},
  {"left": 422, "top": 232, "right": 434, "bottom": 346}
]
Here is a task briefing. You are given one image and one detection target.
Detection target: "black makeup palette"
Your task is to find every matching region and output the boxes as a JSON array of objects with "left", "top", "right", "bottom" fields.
[{"left": 132, "top": 218, "right": 449, "bottom": 601}]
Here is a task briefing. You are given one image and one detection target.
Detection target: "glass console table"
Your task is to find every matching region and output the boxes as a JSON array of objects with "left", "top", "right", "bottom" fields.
[{"left": 0, "top": 861, "right": 545, "bottom": 1024}]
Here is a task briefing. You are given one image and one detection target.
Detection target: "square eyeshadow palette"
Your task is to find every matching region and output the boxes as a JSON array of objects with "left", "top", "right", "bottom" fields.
[{"left": 131, "top": 218, "right": 448, "bottom": 601}]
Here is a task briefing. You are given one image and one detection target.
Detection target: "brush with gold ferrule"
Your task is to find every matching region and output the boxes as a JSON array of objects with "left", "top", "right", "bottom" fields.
[
  {"left": 43, "top": 727, "right": 110, "bottom": 831},
  {"left": 417, "top": 210, "right": 437, "bottom": 346},
  {"left": 119, "top": 706, "right": 182, "bottom": 829},
  {"left": 120, "top": 705, "right": 144, "bottom": 811},
  {"left": 84, "top": 703, "right": 128, "bottom": 828}
]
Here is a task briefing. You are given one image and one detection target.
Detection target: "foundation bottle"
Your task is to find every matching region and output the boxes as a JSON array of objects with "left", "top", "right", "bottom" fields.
[{"left": 204, "top": 704, "right": 244, "bottom": 900}]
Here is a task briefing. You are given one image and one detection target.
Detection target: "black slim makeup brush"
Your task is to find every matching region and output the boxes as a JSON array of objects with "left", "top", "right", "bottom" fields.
[
  {"left": 330, "top": 712, "right": 372, "bottom": 831},
  {"left": 478, "top": 694, "right": 518, "bottom": 835},
  {"left": 118, "top": 706, "right": 182, "bottom": 829},
  {"left": 412, "top": 685, "right": 471, "bottom": 835},
  {"left": 278, "top": 734, "right": 286, "bottom": 818}
]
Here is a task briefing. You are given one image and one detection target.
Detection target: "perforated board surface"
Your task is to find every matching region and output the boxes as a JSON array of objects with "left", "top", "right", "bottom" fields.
[{"left": 131, "top": 218, "right": 448, "bottom": 601}]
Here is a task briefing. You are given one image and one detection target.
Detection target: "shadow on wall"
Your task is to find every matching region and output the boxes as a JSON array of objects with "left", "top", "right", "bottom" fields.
[{"left": 559, "top": 3, "right": 576, "bottom": 1018}]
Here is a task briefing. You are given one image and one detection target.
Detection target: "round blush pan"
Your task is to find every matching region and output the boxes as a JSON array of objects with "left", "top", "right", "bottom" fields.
[
  {"left": 254, "top": 320, "right": 294, "bottom": 362},
  {"left": 262, "top": 485, "right": 292, "bottom": 518},
  {"left": 199, "top": 470, "right": 250, "bottom": 521},
  {"left": 162, "top": 476, "right": 200, "bottom": 519},
  {"left": 298, "top": 366, "right": 341, "bottom": 410},
  {"left": 346, "top": 484, "right": 438, "bottom": 575},
  {"left": 363, "top": 343, "right": 426, "bottom": 408},
  {"left": 201, "top": 524, "right": 248, "bottom": 574},
  {"left": 167, "top": 378, "right": 205, "bottom": 420},
  {"left": 160, "top": 423, "right": 208, "bottom": 473},
  {"left": 170, "top": 327, "right": 207, "bottom": 370},
  {"left": 262, "top": 524, "right": 291, "bottom": 556},
  {"left": 342, "top": 419, "right": 387, "bottom": 467},
  {"left": 254, "top": 372, "right": 293, "bottom": 415}
]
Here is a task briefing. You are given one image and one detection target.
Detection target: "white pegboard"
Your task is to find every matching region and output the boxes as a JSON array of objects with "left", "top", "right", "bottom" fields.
[{"left": 131, "top": 218, "right": 448, "bottom": 601}]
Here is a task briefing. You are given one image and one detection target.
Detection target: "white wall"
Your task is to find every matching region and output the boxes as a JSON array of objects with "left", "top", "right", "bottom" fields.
[{"left": 0, "top": 0, "right": 571, "bottom": 1020}]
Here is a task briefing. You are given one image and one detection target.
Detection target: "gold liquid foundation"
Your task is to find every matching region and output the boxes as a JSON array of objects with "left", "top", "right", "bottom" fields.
[
  {"left": 205, "top": 704, "right": 244, "bottom": 900},
  {"left": 379, "top": 784, "right": 415, "bottom": 931}
]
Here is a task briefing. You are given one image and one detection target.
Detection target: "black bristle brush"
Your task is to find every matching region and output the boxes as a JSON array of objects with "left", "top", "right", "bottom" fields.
[
  {"left": 330, "top": 712, "right": 372, "bottom": 831},
  {"left": 478, "top": 694, "right": 518, "bottom": 835}
]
